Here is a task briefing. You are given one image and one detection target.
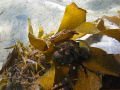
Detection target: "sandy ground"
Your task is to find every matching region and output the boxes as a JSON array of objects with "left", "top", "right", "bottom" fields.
[{"left": 0, "top": 0, "right": 120, "bottom": 69}]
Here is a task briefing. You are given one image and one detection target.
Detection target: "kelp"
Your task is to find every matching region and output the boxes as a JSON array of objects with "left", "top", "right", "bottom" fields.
[
  {"left": 1, "top": 2, "right": 120, "bottom": 90},
  {"left": 75, "top": 66, "right": 102, "bottom": 90},
  {"left": 57, "top": 2, "right": 86, "bottom": 33}
]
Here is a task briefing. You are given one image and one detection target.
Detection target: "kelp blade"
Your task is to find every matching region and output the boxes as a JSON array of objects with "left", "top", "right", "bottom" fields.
[
  {"left": 75, "top": 66, "right": 102, "bottom": 90},
  {"left": 28, "top": 18, "right": 33, "bottom": 34},
  {"left": 35, "top": 63, "right": 55, "bottom": 90},
  {"left": 28, "top": 32, "right": 46, "bottom": 51},
  {"left": 54, "top": 64, "right": 70, "bottom": 84},
  {"left": 38, "top": 27, "right": 44, "bottom": 38},
  {"left": 96, "top": 19, "right": 106, "bottom": 31},
  {"left": 76, "top": 22, "right": 100, "bottom": 34},
  {"left": 83, "top": 47, "right": 120, "bottom": 76},
  {"left": 28, "top": 18, "right": 46, "bottom": 51},
  {"left": 57, "top": 2, "right": 86, "bottom": 33},
  {"left": 0, "top": 45, "right": 19, "bottom": 74},
  {"left": 98, "top": 29, "right": 120, "bottom": 42},
  {"left": 49, "top": 30, "right": 78, "bottom": 44}
]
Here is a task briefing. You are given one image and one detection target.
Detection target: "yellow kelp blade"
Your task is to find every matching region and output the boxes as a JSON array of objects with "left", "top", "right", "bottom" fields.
[
  {"left": 96, "top": 19, "right": 106, "bottom": 31},
  {"left": 118, "top": 10, "right": 120, "bottom": 18},
  {"left": 102, "top": 15, "right": 120, "bottom": 27},
  {"left": 75, "top": 66, "right": 102, "bottom": 90},
  {"left": 54, "top": 64, "right": 70, "bottom": 84},
  {"left": 0, "top": 45, "right": 19, "bottom": 74},
  {"left": 72, "top": 22, "right": 100, "bottom": 40},
  {"left": 35, "top": 63, "right": 55, "bottom": 90},
  {"left": 28, "top": 18, "right": 33, "bottom": 34},
  {"left": 83, "top": 47, "right": 120, "bottom": 76},
  {"left": 98, "top": 29, "right": 120, "bottom": 42},
  {"left": 38, "top": 27, "right": 44, "bottom": 38},
  {"left": 28, "top": 19, "right": 46, "bottom": 51},
  {"left": 0, "top": 79, "right": 10, "bottom": 90},
  {"left": 4, "top": 45, "right": 15, "bottom": 49},
  {"left": 16, "top": 39, "right": 27, "bottom": 53},
  {"left": 71, "top": 32, "right": 86, "bottom": 40},
  {"left": 57, "top": 2, "right": 86, "bottom": 33},
  {"left": 28, "top": 32, "right": 46, "bottom": 51},
  {"left": 49, "top": 30, "right": 78, "bottom": 44},
  {"left": 76, "top": 22, "right": 100, "bottom": 34}
]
